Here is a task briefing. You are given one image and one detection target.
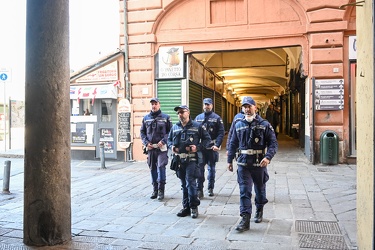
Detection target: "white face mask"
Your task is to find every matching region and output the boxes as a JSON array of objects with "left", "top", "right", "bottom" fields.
[{"left": 245, "top": 114, "right": 255, "bottom": 123}]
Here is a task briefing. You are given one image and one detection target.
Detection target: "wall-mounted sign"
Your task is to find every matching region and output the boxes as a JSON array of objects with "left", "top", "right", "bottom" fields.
[
  {"left": 315, "top": 79, "right": 344, "bottom": 111},
  {"left": 77, "top": 61, "right": 118, "bottom": 82},
  {"left": 70, "top": 83, "right": 118, "bottom": 106},
  {"left": 157, "top": 46, "right": 184, "bottom": 79},
  {"left": 349, "top": 36, "right": 357, "bottom": 60},
  {"left": 117, "top": 99, "right": 132, "bottom": 148}
]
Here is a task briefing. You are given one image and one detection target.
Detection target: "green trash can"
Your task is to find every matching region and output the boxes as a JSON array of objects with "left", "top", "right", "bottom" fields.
[{"left": 320, "top": 131, "right": 339, "bottom": 165}]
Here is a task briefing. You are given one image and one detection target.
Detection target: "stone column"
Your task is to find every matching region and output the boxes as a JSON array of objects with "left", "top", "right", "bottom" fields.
[{"left": 24, "top": 0, "right": 71, "bottom": 246}]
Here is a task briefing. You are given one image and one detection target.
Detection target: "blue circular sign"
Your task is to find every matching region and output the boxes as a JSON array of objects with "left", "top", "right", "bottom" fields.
[{"left": 0, "top": 73, "right": 8, "bottom": 81}]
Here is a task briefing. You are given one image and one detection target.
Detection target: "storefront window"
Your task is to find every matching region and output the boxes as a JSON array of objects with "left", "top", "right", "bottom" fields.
[
  {"left": 71, "top": 99, "right": 93, "bottom": 116},
  {"left": 71, "top": 100, "right": 79, "bottom": 116},
  {"left": 82, "top": 99, "right": 92, "bottom": 116},
  {"left": 101, "top": 99, "right": 113, "bottom": 122}
]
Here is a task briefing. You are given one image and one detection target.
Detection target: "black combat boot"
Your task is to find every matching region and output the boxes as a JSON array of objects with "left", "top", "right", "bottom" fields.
[
  {"left": 177, "top": 208, "right": 191, "bottom": 217},
  {"left": 158, "top": 182, "right": 165, "bottom": 201},
  {"left": 191, "top": 207, "right": 199, "bottom": 219},
  {"left": 235, "top": 213, "right": 250, "bottom": 232},
  {"left": 150, "top": 183, "right": 158, "bottom": 199},
  {"left": 157, "top": 190, "right": 164, "bottom": 201},
  {"left": 254, "top": 207, "right": 263, "bottom": 223},
  {"left": 197, "top": 189, "right": 204, "bottom": 199}
]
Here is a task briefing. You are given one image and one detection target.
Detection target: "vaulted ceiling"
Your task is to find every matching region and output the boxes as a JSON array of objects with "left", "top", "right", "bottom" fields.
[{"left": 192, "top": 46, "right": 302, "bottom": 106}]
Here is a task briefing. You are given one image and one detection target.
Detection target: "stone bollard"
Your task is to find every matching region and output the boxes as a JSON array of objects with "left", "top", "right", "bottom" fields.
[
  {"left": 99, "top": 142, "right": 106, "bottom": 169},
  {"left": 3, "top": 160, "right": 11, "bottom": 194}
]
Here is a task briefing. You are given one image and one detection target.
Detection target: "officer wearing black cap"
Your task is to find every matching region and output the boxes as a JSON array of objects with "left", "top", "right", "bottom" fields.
[
  {"left": 227, "top": 96, "right": 278, "bottom": 232},
  {"left": 194, "top": 98, "right": 225, "bottom": 198},
  {"left": 167, "top": 105, "right": 211, "bottom": 218},
  {"left": 140, "top": 97, "right": 172, "bottom": 201}
]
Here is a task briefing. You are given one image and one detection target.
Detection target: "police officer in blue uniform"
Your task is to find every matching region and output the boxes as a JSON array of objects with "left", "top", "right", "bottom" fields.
[
  {"left": 140, "top": 98, "right": 172, "bottom": 201},
  {"left": 227, "top": 96, "right": 278, "bottom": 232},
  {"left": 168, "top": 105, "right": 211, "bottom": 218},
  {"left": 194, "top": 98, "right": 225, "bottom": 198}
]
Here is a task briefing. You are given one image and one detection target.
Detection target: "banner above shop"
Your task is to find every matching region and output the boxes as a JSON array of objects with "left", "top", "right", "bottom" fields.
[
  {"left": 70, "top": 83, "right": 118, "bottom": 102},
  {"left": 156, "top": 46, "right": 184, "bottom": 79},
  {"left": 76, "top": 61, "right": 118, "bottom": 82}
]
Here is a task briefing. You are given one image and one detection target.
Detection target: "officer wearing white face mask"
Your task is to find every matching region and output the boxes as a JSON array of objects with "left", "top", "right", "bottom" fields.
[{"left": 227, "top": 96, "right": 278, "bottom": 232}]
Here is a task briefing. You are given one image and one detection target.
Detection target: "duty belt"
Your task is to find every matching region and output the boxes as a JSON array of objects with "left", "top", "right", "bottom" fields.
[
  {"left": 240, "top": 149, "right": 264, "bottom": 155},
  {"left": 238, "top": 162, "right": 261, "bottom": 167},
  {"left": 176, "top": 153, "right": 196, "bottom": 159}
]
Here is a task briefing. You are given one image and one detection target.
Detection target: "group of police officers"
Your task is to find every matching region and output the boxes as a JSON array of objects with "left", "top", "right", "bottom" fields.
[{"left": 140, "top": 96, "right": 278, "bottom": 232}]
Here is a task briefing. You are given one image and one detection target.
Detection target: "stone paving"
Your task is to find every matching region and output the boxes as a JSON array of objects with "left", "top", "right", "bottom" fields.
[{"left": 0, "top": 135, "right": 357, "bottom": 249}]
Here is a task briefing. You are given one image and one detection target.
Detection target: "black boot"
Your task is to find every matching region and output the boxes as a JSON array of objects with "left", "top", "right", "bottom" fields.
[
  {"left": 254, "top": 207, "right": 263, "bottom": 223},
  {"left": 150, "top": 183, "right": 158, "bottom": 199},
  {"left": 158, "top": 182, "right": 165, "bottom": 201},
  {"left": 157, "top": 190, "right": 164, "bottom": 201},
  {"left": 235, "top": 213, "right": 250, "bottom": 232}
]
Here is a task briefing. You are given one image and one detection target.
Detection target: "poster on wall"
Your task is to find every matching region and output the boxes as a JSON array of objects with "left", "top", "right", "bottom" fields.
[
  {"left": 72, "top": 127, "right": 87, "bottom": 143},
  {"left": 204, "top": 70, "right": 214, "bottom": 89},
  {"left": 10, "top": 100, "right": 25, "bottom": 128},
  {"left": 100, "top": 128, "right": 114, "bottom": 153},
  {"left": 189, "top": 56, "right": 204, "bottom": 85},
  {"left": 157, "top": 46, "right": 184, "bottom": 79},
  {"left": 103, "top": 142, "right": 114, "bottom": 154}
]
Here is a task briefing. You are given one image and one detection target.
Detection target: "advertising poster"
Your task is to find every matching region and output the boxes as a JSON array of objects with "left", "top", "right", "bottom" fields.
[{"left": 100, "top": 128, "right": 114, "bottom": 153}]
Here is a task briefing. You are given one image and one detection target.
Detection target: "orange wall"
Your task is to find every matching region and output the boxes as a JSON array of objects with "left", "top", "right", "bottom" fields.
[{"left": 118, "top": 0, "right": 356, "bottom": 161}]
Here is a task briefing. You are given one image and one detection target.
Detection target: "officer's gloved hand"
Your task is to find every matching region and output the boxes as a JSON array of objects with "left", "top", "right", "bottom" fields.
[
  {"left": 178, "top": 145, "right": 187, "bottom": 153},
  {"left": 172, "top": 146, "right": 179, "bottom": 153}
]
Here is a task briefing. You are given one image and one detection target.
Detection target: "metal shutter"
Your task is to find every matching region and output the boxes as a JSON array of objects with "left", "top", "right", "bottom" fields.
[
  {"left": 157, "top": 80, "right": 182, "bottom": 123},
  {"left": 189, "top": 81, "right": 203, "bottom": 119},
  {"left": 214, "top": 92, "right": 223, "bottom": 117}
]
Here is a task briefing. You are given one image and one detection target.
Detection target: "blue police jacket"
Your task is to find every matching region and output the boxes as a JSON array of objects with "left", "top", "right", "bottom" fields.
[
  {"left": 140, "top": 110, "right": 172, "bottom": 146},
  {"left": 194, "top": 111, "right": 225, "bottom": 148},
  {"left": 226, "top": 111, "right": 245, "bottom": 149},
  {"left": 167, "top": 119, "right": 211, "bottom": 153},
  {"left": 227, "top": 114, "right": 278, "bottom": 166}
]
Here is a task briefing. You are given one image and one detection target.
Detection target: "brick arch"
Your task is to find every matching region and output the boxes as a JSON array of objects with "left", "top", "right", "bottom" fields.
[
  {"left": 153, "top": 0, "right": 309, "bottom": 74},
  {"left": 153, "top": 0, "right": 308, "bottom": 40}
]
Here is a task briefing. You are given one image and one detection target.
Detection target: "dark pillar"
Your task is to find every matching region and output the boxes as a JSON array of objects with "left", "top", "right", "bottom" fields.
[{"left": 24, "top": 0, "right": 71, "bottom": 246}]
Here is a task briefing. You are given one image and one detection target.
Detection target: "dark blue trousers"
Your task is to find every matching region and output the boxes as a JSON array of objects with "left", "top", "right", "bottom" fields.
[{"left": 237, "top": 165, "right": 269, "bottom": 215}]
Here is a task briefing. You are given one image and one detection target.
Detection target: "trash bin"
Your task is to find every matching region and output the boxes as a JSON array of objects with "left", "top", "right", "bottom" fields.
[{"left": 320, "top": 130, "right": 339, "bottom": 165}]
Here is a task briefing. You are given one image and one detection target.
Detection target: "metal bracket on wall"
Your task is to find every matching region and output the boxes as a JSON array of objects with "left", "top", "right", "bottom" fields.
[{"left": 339, "top": 0, "right": 365, "bottom": 9}]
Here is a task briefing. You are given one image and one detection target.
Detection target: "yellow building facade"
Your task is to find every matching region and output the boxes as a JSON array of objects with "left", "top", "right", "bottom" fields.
[{"left": 356, "top": 0, "right": 374, "bottom": 249}]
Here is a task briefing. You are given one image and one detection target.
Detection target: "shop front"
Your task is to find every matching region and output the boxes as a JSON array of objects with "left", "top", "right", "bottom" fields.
[
  {"left": 70, "top": 84, "right": 119, "bottom": 159},
  {"left": 69, "top": 52, "right": 128, "bottom": 160}
]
